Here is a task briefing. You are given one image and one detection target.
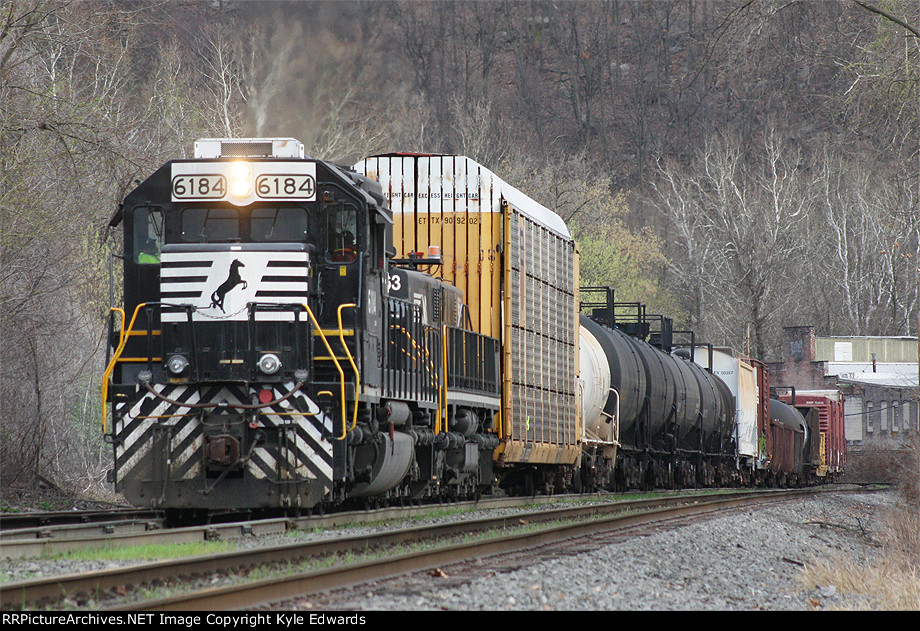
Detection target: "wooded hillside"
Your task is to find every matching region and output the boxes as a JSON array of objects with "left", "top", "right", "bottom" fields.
[{"left": 1, "top": 0, "right": 917, "bottom": 493}]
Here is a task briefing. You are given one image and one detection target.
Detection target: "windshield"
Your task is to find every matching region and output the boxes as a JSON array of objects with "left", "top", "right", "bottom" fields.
[
  {"left": 251, "top": 207, "right": 308, "bottom": 242},
  {"left": 178, "top": 206, "right": 308, "bottom": 243},
  {"left": 181, "top": 207, "right": 238, "bottom": 242}
]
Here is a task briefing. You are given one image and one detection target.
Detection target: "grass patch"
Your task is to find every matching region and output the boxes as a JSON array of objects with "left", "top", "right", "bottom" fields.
[
  {"left": 800, "top": 431, "right": 920, "bottom": 610},
  {"left": 44, "top": 540, "right": 232, "bottom": 562},
  {"left": 801, "top": 553, "right": 920, "bottom": 610}
]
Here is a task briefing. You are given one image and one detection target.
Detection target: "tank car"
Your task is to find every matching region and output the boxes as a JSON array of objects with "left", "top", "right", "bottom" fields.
[
  {"left": 765, "top": 399, "right": 807, "bottom": 485},
  {"left": 578, "top": 292, "right": 737, "bottom": 490}
]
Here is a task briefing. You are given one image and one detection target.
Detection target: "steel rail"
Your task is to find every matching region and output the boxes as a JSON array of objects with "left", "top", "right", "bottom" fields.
[
  {"left": 0, "top": 488, "right": 851, "bottom": 610},
  {"left": 0, "top": 491, "right": 626, "bottom": 560},
  {"left": 0, "top": 509, "right": 159, "bottom": 532},
  {"left": 0, "top": 518, "right": 289, "bottom": 562},
  {"left": 110, "top": 489, "right": 825, "bottom": 611},
  {"left": 0, "top": 519, "right": 165, "bottom": 546}
]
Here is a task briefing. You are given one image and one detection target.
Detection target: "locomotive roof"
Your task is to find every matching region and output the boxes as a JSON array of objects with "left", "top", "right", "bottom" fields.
[{"left": 108, "top": 156, "right": 391, "bottom": 228}]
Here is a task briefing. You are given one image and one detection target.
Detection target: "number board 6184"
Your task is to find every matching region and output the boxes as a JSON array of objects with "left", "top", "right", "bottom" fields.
[
  {"left": 256, "top": 174, "right": 316, "bottom": 200},
  {"left": 172, "top": 174, "right": 227, "bottom": 199}
]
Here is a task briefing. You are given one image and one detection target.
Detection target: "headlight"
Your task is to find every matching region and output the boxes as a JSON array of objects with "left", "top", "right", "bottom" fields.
[
  {"left": 231, "top": 179, "right": 251, "bottom": 198},
  {"left": 230, "top": 161, "right": 251, "bottom": 198},
  {"left": 258, "top": 353, "right": 281, "bottom": 375},
  {"left": 166, "top": 354, "right": 189, "bottom": 375},
  {"left": 230, "top": 161, "right": 251, "bottom": 179}
]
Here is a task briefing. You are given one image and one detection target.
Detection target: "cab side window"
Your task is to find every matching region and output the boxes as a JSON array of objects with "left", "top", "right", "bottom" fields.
[
  {"left": 134, "top": 206, "right": 164, "bottom": 264},
  {"left": 327, "top": 204, "right": 358, "bottom": 263}
]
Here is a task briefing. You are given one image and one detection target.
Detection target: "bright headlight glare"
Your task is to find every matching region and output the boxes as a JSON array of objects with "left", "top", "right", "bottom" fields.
[
  {"left": 231, "top": 179, "right": 251, "bottom": 198},
  {"left": 230, "top": 162, "right": 250, "bottom": 179},
  {"left": 167, "top": 354, "right": 189, "bottom": 374},
  {"left": 258, "top": 353, "right": 281, "bottom": 375}
]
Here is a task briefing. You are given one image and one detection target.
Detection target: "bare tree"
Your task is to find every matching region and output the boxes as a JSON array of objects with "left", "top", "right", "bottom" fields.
[
  {"left": 1, "top": 1, "right": 239, "bottom": 494},
  {"left": 499, "top": 152, "right": 679, "bottom": 317},
  {"left": 811, "top": 150, "right": 920, "bottom": 336},
  {"left": 198, "top": 21, "right": 246, "bottom": 138},
  {"left": 651, "top": 130, "right": 811, "bottom": 357}
]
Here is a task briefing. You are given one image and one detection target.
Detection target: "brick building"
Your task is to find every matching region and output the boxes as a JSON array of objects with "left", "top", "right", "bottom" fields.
[{"left": 768, "top": 326, "right": 919, "bottom": 448}]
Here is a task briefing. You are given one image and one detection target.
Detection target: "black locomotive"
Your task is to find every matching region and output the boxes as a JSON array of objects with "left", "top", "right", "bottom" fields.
[{"left": 104, "top": 139, "right": 500, "bottom": 513}]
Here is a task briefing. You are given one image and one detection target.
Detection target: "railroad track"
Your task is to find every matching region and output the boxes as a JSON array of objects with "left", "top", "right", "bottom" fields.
[
  {"left": 0, "top": 509, "right": 161, "bottom": 532},
  {"left": 2, "top": 487, "right": 869, "bottom": 611},
  {"left": 0, "top": 493, "right": 583, "bottom": 560}
]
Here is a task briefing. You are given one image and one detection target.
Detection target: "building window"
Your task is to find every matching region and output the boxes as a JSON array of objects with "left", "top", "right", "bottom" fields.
[
  {"left": 866, "top": 402, "right": 874, "bottom": 433},
  {"left": 891, "top": 402, "right": 899, "bottom": 433}
]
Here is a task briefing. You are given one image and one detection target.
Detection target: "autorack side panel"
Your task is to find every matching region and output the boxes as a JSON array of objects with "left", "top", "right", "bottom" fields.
[
  {"left": 359, "top": 155, "right": 504, "bottom": 340},
  {"left": 355, "top": 155, "right": 580, "bottom": 465},
  {"left": 503, "top": 204, "right": 579, "bottom": 464}
]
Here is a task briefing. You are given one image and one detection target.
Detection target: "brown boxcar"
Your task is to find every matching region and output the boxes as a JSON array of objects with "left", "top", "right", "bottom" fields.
[
  {"left": 768, "top": 398, "right": 806, "bottom": 481},
  {"left": 779, "top": 391, "right": 846, "bottom": 478}
]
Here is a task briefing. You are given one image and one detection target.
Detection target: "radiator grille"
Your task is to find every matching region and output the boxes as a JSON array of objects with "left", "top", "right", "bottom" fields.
[{"left": 220, "top": 141, "right": 273, "bottom": 157}]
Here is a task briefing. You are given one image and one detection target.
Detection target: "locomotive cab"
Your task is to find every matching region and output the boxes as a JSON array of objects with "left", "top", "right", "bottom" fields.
[{"left": 105, "top": 139, "right": 389, "bottom": 510}]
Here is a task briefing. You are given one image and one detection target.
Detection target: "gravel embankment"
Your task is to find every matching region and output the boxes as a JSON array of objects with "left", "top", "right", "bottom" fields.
[
  {"left": 1, "top": 489, "right": 898, "bottom": 611},
  {"left": 291, "top": 490, "right": 897, "bottom": 611}
]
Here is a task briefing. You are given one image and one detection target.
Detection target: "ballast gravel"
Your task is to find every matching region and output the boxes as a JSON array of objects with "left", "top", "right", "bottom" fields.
[
  {"left": 290, "top": 490, "right": 897, "bottom": 611},
  {"left": 0, "top": 490, "right": 898, "bottom": 611}
]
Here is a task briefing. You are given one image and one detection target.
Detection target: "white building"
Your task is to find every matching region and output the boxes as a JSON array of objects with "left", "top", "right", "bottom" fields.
[{"left": 816, "top": 336, "right": 918, "bottom": 446}]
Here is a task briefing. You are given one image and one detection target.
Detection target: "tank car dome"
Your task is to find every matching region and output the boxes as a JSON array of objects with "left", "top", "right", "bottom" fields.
[{"left": 769, "top": 399, "right": 807, "bottom": 433}]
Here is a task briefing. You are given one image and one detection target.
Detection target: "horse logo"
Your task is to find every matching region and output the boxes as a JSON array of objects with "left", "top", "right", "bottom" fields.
[{"left": 210, "top": 259, "right": 247, "bottom": 313}]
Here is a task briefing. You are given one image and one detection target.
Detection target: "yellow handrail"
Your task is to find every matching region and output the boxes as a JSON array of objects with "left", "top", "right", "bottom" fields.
[
  {"left": 336, "top": 303, "right": 360, "bottom": 434},
  {"left": 301, "top": 303, "right": 349, "bottom": 440},
  {"left": 441, "top": 324, "right": 449, "bottom": 434},
  {"left": 102, "top": 302, "right": 357, "bottom": 441},
  {"left": 101, "top": 305, "right": 140, "bottom": 434},
  {"left": 420, "top": 325, "right": 443, "bottom": 436}
]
